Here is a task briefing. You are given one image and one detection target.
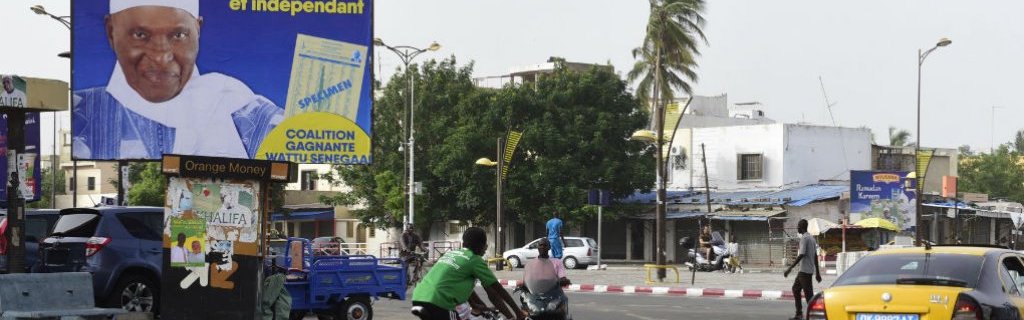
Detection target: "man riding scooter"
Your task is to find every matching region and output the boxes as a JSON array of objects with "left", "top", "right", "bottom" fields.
[{"left": 516, "top": 238, "right": 571, "bottom": 320}]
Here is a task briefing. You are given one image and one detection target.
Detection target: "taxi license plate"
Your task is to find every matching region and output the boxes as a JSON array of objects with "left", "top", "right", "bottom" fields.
[{"left": 855, "top": 314, "right": 920, "bottom": 320}]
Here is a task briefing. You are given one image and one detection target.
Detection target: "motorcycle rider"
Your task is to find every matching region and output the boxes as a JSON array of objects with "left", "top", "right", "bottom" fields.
[
  {"left": 520, "top": 238, "right": 571, "bottom": 291},
  {"left": 699, "top": 224, "right": 729, "bottom": 269},
  {"left": 411, "top": 227, "right": 528, "bottom": 320},
  {"left": 516, "top": 238, "right": 571, "bottom": 319}
]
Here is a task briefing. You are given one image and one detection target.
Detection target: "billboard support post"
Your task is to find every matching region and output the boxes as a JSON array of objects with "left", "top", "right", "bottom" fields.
[{"left": 4, "top": 111, "right": 25, "bottom": 273}]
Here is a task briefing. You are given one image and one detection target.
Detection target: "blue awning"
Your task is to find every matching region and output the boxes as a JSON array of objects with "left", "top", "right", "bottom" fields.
[{"left": 271, "top": 210, "right": 334, "bottom": 221}]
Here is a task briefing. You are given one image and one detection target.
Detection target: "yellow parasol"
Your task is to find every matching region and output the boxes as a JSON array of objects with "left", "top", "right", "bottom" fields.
[{"left": 854, "top": 217, "right": 899, "bottom": 232}]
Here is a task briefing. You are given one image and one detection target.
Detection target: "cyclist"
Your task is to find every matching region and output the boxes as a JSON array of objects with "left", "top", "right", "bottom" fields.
[
  {"left": 411, "top": 227, "right": 527, "bottom": 320},
  {"left": 402, "top": 224, "right": 426, "bottom": 254}
]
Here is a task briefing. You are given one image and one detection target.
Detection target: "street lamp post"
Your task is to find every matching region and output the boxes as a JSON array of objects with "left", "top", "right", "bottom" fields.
[
  {"left": 30, "top": 5, "right": 71, "bottom": 208},
  {"left": 915, "top": 37, "right": 951, "bottom": 246},
  {"left": 375, "top": 39, "right": 440, "bottom": 230},
  {"left": 476, "top": 138, "right": 504, "bottom": 259}
]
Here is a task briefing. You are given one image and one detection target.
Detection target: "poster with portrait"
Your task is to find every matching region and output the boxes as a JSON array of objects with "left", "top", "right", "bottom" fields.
[
  {"left": 72, "top": 0, "right": 374, "bottom": 164},
  {"left": 850, "top": 171, "right": 917, "bottom": 231},
  {"left": 162, "top": 176, "right": 261, "bottom": 319},
  {"left": 0, "top": 113, "right": 42, "bottom": 203}
]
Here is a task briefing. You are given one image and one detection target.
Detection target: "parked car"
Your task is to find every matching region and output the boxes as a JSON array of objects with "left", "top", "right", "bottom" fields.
[
  {"left": 811, "top": 245, "right": 1024, "bottom": 319},
  {"left": 37, "top": 207, "right": 163, "bottom": 313},
  {"left": 0, "top": 209, "right": 60, "bottom": 273},
  {"left": 503, "top": 237, "right": 599, "bottom": 269}
]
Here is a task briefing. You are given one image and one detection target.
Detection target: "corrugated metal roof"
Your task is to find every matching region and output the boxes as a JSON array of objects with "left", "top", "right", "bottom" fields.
[
  {"left": 620, "top": 190, "right": 699, "bottom": 204},
  {"left": 634, "top": 209, "right": 786, "bottom": 221},
  {"left": 661, "top": 184, "right": 846, "bottom": 207}
]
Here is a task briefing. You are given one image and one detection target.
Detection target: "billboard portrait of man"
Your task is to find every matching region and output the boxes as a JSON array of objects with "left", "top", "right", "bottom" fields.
[
  {"left": 0, "top": 75, "right": 27, "bottom": 108},
  {"left": 72, "top": 0, "right": 284, "bottom": 160}
]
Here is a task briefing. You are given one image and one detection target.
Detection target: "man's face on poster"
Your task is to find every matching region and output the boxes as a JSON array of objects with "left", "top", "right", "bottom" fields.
[
  {"left": 2, "top": 77, "right": 13, "bottom": 94},
  {"left": 106, "top": 6, "right": 202, "bottom": 103}
]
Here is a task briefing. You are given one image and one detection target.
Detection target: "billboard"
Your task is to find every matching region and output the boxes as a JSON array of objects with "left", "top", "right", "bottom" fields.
[
  {"left": 0, "top": 75, "right": 69, "bottom": 112},
  {"left": 72, "top": 0, "right": 374, "bottom": 163},
  {"left": 850, "top": 171, "right": 916, "bottom": 231},
  {"left": 0, "top": 113, "right": 42, "bottom": 203}
]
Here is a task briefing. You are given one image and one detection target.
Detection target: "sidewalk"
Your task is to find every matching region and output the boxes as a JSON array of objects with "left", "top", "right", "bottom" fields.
[{"left": 493, "top": 264, "right": 836, "bottom": 300}]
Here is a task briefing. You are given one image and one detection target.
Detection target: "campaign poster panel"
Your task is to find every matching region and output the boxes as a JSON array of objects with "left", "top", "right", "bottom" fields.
[
  {"left": 162, "top": 176, "right": 261, "bottom": 319},
  {"left": 850, "top": 170, "right": 916, "bottom": 231},
  {"left": 0, "top": 113, "right": 42, "bottom": 203},
  {"left": 0, "top": 75, "right": 28, "bottom": 109},
  {"left": 72, "top": 0, "right": 374, "bottom": 164}
]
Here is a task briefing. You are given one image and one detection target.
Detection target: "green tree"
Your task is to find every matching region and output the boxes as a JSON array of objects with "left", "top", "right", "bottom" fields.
[
  {"left": 324, "top": 58, "right": 654, "bottom": 229},
  {"left": 127, "top": 162, "right": 166, "bottom": 206},
  {"left": 28, "top": 167, "right": 65, "bottom": 209},
  {"left": 497, "top": 65, "right": 654, "bottom": 224},
  {"left": 628, "top": 0, "right": 707, "bottom": 108},
  {"left": 888, "top": 126, "right": 912, "bottom": 147},
  {"left": 959, "top": 145, "right": 1024, "bottom": 203}
]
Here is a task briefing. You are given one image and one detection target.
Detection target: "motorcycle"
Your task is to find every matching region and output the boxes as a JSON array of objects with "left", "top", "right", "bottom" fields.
[
  {"left": 679, "top": 236, "right": 742, "bottom": 273},
  {"left": 514, "top": 284, "right": 571, "bottom": 320}
]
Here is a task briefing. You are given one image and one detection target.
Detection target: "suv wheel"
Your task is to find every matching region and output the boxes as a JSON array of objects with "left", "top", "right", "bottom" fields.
[{"left": 110, "top": 274, "right": 159, "bottom": 313}]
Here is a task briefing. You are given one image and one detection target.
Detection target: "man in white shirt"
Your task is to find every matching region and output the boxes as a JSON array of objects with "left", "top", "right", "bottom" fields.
[{"left": 73, "top": 0, "right": 283, "bottom": 160}]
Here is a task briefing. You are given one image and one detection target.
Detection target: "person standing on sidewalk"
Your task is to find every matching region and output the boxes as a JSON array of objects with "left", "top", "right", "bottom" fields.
[
  {"left": 546, "top": 212, "right": 567, "bottom": 259},
  {"left": 783, "top": 219, "right": 822, "bottom": 320}
]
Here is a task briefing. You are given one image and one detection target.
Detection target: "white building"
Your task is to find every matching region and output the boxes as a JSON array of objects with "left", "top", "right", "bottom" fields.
[
  {"left": 670, "top": 123, "right": 873, "bottom": 191},
  {"left": 54, "top": 129, "right": 117, "bottom": 208},
  {"left": 272, "top": 163, "right": 391, "bottom": 256}
]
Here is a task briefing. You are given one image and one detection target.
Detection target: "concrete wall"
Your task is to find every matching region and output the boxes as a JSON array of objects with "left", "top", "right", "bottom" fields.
[
  {"left": 672, "top": 124, "right": 872, "bottom": 191},
  {"left": 782, "top": 125, "right": 872, "bottom": 185},
  {"left": 680, "top": 124, "right": 786, "bottom": 190},
  {"left": 285, "top": 164, "right": 350, "bottom": 192}
]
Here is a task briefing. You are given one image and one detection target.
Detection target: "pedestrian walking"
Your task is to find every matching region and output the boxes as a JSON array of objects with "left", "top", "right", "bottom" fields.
[
  {"left": 546, "top": 212, "right": 567, "bottom": 259},
  {"left": 783, "top": 219, "right": 822, "bottom": 320}
]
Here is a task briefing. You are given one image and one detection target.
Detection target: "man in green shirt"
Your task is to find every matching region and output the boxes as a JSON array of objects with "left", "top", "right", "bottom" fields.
[{"left": 411, "top": 227, "right": 526, "bottom": 320}]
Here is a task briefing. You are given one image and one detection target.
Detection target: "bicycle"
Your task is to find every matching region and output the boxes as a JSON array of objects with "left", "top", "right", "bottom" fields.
[{"left": 403, "top": 250, "right": 428, "bottom": 287}]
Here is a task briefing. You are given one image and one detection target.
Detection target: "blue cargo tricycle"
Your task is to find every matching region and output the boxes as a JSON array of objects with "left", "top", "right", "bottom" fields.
[{"left": 280, "top": 237, "right": 406, "bottom": 320}]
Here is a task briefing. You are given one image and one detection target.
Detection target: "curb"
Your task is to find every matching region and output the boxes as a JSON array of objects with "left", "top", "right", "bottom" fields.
[{"left": 497, "top": 279, "right": 794, "bottom": 300}]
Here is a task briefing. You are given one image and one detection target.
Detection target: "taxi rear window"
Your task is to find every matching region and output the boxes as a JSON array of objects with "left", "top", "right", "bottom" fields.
[{"left": 834, "top": 253, "right": 983, "bottom": 288}]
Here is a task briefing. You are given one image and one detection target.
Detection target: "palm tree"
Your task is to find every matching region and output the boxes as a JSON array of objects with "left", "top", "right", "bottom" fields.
[
  {"left": 628, "top": 0, "right": 707, "bottom": 280},
  {"left": 888, "top": 126, "right": 913, "bottom": 147},
  {"left": 628, "top": 0, "right": 708, "bottom": 109}
]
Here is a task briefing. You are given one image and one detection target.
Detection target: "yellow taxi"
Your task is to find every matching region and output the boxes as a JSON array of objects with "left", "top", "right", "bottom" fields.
[{"left": 809, "top": 245, "right": 1024, "bottom": 320}]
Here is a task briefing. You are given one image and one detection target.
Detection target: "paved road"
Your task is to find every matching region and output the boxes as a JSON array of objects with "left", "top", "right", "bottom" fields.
[{"left": 363, "top": 289, "right": 796, "bottom": 320}]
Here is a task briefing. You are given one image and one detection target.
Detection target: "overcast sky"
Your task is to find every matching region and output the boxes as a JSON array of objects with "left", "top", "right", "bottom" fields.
[{"left": 2, "top": 0, "right": 1022, "bottom": 157}]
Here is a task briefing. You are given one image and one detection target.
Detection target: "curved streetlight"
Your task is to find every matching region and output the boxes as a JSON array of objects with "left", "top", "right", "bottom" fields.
[
  {"left": 30, "top": 4, "right": 73, "bottom": 210},
  {"left": 915, "top": 37, "right": 951, "bottom": 246},
  {"left": 475, "top": 158, "right": 498, "bottom": 167},
  {"left": 475, "top": 138, "right": 505, "bottom": 262},
  {"left": 375, "top": 39, "right": 441, "bottom": 231},
  {"left": 30, "top": 5, "right": 70, "bottom": 30}
]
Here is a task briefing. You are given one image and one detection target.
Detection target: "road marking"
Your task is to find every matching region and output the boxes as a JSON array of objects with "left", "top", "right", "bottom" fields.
[
  {"left": 686, "top": 288, "right": 703, "bottom": 296},
  {"left": 762, "top": 290, "right": 783, "bottom": 299},
  {"left": 623, "top": 286, "right": 636, "bottom": 293},
  {"left": 652, "top": 287, "right": 669, "bottom": 294},
  {"left": 724, "top": 289, "right": 744, "bottom": 298},
  {"left": 594, "top": 285, "right": 608, "bottom": 293}
]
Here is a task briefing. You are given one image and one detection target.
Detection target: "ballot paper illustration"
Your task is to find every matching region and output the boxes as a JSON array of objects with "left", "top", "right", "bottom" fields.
[{"left": 284, "top": 34, "right": 367, "bottom": 121}]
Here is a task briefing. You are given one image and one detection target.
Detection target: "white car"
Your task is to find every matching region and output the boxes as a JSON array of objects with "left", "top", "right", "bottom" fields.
[{"left": 502, "top": 237, "right": 599, "bottom": 269}]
